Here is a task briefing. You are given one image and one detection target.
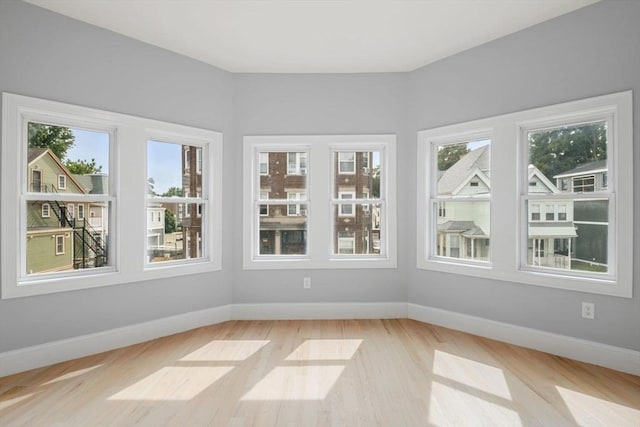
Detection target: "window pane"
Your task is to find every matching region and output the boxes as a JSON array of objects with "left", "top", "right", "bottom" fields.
[
  {"left": 148, "top": 141, "right": 202, "bottom": 197},
  {"left": 26, "top": 200, "right": 110, "bottom": 274},
  {"left": 260, "top": 152, "right": 307, "bottom": 199},
  {"left": 147, "top": 202, "right": 203, "bottom": 263},
  {"left": 527, "top": 121, "right": 607, "bottom": 195},
  {"left": 259, "top": 204, "right": 307, "bottom": 255},
  {"left": 27, "top": 122, "right": 110, "bottom": 194},
  {"left": 434, "top": 200, "right": 490, "bottom": 262},
  {"left": 526, "top": 199, "right": 608, "bottom": 273},
  {"left": 334, "top": 151, "right": 381, "bottom": 198},
  {"left": 437, "top": 140, "right": 490, "bottom": 196},
  {"left": 333, "top": 203, "right": 382, "bottom": 255}
]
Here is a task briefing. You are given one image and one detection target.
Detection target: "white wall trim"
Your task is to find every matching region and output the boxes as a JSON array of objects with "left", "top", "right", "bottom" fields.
[
  {"left": 3, "top": 302, "right": 637, "bottom": 377},
  {"left": 408, "top": 303, "right": 640, "bottom": 376},
  {"left": 0, "top": 305, "right": 232, "bottom": 377},
  {"left": 231, "top": 302, "right": 408, "bottom": 320}
]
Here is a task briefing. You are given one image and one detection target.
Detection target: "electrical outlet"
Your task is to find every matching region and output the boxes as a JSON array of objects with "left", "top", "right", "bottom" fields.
[
  {"left": 582, "top": 302, "right": 595, "bottom": 319},
  {"left": 303, "top": 277, "right": 311, "bottom": 289}
]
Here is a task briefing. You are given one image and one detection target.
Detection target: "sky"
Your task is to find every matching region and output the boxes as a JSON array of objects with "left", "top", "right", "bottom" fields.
[{"left": 68, "top": 130, "right": 182, "bottom": 195}]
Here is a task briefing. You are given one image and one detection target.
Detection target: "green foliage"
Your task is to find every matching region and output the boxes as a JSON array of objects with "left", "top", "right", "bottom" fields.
[
  {"left": 371, "top": 168, "right": 380, "bottom": 198},
  {"left": 438, "top": 143, "right": 469, "bottom": 171},
  {"left": 65, "top": 158, "right": 103, "bottom": 175},
  {"left": 162, "top": 187, "right": 184, "bottom": 197},
  {"left": 28, "top": 123, "right": 75, "bottom": 161},
  {"left": 164, "top": 209, "right": 177, "bottom": 234},
  {"left": 529, "top": 122, "right": 607, "bottom": 182}
]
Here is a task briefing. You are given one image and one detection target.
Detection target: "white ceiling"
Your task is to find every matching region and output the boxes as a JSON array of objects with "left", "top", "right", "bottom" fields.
[{"left": 24, "top": 0, "right": 599, "bottom": 73}]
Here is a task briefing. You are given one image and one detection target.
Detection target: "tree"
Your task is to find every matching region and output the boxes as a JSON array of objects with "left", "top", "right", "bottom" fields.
[
  {"left": 65, "top": 158, "right": 103, "bottom": 175},
  {"left": 528, "top": 122, "right": 607, "bottom": 182},
  {"left": 164, "top": 209, "right": 177, "bottom": 234},
  {"left": 162, "top": 187, "right": 184, "bottom": 197},
  {"left": 371, "top": 167, "right": 380, "bottom": 198},
  {"left": 438, "top": 143, "right": 469, "bottom": 171},
  {"left": 28, "top": 123, "right": 75, "bottom": 161}
]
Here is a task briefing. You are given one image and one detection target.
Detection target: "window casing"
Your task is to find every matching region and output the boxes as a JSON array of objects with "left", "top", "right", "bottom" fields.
[
  {"left": 1, "top": 93, "right": 222, "bottom": 299},
  {"left": 417, "top": 91, "right": 633, "bottom": 297},
  {"left": 58, "top": 175, "right": 66, "bottom": 190},
  {"left": 41, "top": 203, "right": 50, "bottom": 218},
  {"left": 244, "top": 135, "right": 396, "bottom": 269}
]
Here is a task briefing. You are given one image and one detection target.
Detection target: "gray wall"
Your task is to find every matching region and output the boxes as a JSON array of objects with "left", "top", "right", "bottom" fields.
[
  {"left": 0, "top": 0, "right": 234, "bottom": 352},
  {"left": 407, "top": 0, "right": 640, "bottom": 351},
  {"left": 231, "top": 73, "right": 408, "bottom": 304},
  {"left": 1, "top": 0, "right": 638, "bottom": 354}
]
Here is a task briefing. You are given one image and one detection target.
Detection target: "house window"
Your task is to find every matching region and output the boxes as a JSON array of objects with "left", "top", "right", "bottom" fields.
[
  {"left": 55, "top": 235, "right": 65, "bottom": 255},
  {"left": 418, "top": 91, "right": 632, "bottom": 297},
  {"left": 147, "top": 140, "right": 212, "bottom": 265},
  {"left": 438, "top": 202, "right": 446, "bottom": 218},
  {"left": 41, "top": 203, "right": 50, "bottom": 218},
  {"left": 545, "top": 204, "right": 555, "bottom": 221},
  {"left": 287, "top": 192, "right": 307, "bottom": 216},
  {"left": 362, "top": 152, "right": 370, "bottom": 171},
  {"left": 337, "top": 231, "right": 355, "bottom": 254},
  {"left": 572, "top": 175, "right": 595, "bottom": 192},
  {"left": 287, "top": 152, "right": 307, "bottom": 175},
  {"left": 1, "top": 93, "right": 222, "bottom": 299},
  {"left": 338, "top": 191, "right": 355, "bottom": 217},
  {"left": 338, "top": 152, "right": 355, "bottom": 174},
  {"left": 259, "top": 152, "right": 269, "bottom": 176},
  {"left": 244, "top": 135, "right": 396, "bottom": 268}
]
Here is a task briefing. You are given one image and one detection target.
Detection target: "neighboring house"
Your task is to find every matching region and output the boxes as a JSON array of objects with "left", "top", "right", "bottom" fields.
[
  {"left": 554, "top": 160, "right": 608, "bottom": 266},
  {"left": 436, "top": 146, "right": 491, "bottom": 261},
  {"left": 147, "top": 203, "right": 166, "bottom": 256},
  {"left": 27, "top": 148, "right": 107, "bottom": 273},
  {"left": 436, "top": 146, "right": 577, "bottom": 268},
  {"left": 182, "top": 145, "right": 202, "bottom": 258},
  {"left": 72, "top": 174, "right": 109, "bottom": 248}
]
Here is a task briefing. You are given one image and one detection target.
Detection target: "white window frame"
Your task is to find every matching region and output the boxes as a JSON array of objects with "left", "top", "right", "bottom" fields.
[
  {"left": 417, "top": 91, "right": 633, "bottom": 298},
  {"left": 338, "top": 191, "right": 356, "bottom": 217},
  {"left": 58, "top": 174, "right": 66, "bottom": 190},
  {"left": 55, "top": 235, "right": 65, "bottom": 255},
  {"left": 77, "top": 203, "right": 85, "bottom": 221},
  {"left": 259, "top": 152, "right": 269, "bottom": 176},
  {"left": 41, "top": 203, "right": 50, "bottom": 218},
  {"left": 337, "top": 231, "right": 355, "bottom": 254},
  {"left": 287, "top": 151, "right": 307, "bottom": 175},
  {"left": 338, "top": 152, "right": 356, "bottom": 174},
  {"left": 67, "top": 203, "right": 75, "bottom": 220},
  {"left": 244, "top": 135, "right": 396, "bottom": 269},
  {"left": 1, "top": 93, "right": 222, "bottom": 299},
  {"left": 259, "top": 190, "right": 269, "bottom": 216},
  {"left": 287, "top": 191, "right": 306, "bottom": 216}
]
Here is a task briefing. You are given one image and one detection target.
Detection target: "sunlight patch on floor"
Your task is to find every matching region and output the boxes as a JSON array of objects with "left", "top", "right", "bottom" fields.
[
  {"left": 429, "top": 380, "right": 522, "bottom": 427},
  {"left": 241, "top": 365, "right": 345, "bottom": 401},
  {"left": 0, "top": 392, "right": 39, "bottom": 410},
  {"left": 285, "top": 339, "right": 363, "bottom": 361},
  {"left": 555, "top": 386, "right": 640, "bottom": 426},
  {"left": 108, "top": 366, "right": 233, "bottom": 401},
  {"left": 433, "top": 350, "right": 512, "bottom": 400},
  {"left": 179, "top": 340, "right": 270, "bottom": 362},
  {"left": 42, "top": 364, "right": 104, "bottom": 385}
]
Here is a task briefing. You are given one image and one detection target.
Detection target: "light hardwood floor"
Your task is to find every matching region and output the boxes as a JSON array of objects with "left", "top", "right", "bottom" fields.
[{"left": 1, "top": 319, "right": 638, "bottom": 426}]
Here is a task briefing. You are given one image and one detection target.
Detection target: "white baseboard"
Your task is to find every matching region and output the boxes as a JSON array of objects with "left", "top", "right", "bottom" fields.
[
  {"left": 231, "top": 302, "right": 408, "bottom": 320},
  {"left": 408, "top": 303, "right": 640, "bottom": 376},
  {"left": 0, "top": 305, "right": 232, "bottom": 378},
  {"left": 3, "top": 302, "right": 637, "bottom": 378}
]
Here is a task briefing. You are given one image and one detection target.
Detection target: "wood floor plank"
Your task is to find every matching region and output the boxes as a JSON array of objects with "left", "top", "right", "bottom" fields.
[{"left": 0, "top": 319, "right": 638, "bottom": 426}]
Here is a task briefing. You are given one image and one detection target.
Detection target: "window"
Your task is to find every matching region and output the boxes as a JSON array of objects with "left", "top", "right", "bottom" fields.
[
  {"left": 244, "top": 135, "right": 396, "bottom": 269},
  {"left": 338, "top": 152, "right": 355, "bottom": 174},
  {"left": 147, "top": 139, "right": 213, "bottom": 265},
  {"left": 338, "top": 191, "right": 355, "bottom": 217},
  {"left": 545, "top": 204, "right": 555, "bottom": 221},
  {"left": 287, "top": 152, "right": 307, "bottom": 175},
  {"left": 417, "top": 91, "right": 632, "bottom": 297},
  {"left": 55, "top": 235, "right": 65, "bottom": 255},
  {"left": 259, "top": 152, "right": 269, "bottom": 176},
  {"left": 1, "top": 93, "right": 222, "bottom": 298},
  {"left": 531, "top": 204, "right": 540, "bottom": 221},
  {"left": 421, "top": 136, "right": 492, "bottom": 264}
]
